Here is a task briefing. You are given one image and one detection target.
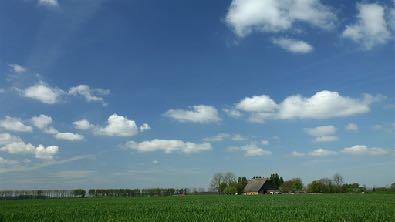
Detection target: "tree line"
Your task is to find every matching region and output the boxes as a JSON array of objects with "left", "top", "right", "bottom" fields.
[
  {"left": 0, "top": 188, "right": 192, "bottom": 199},
  {"left": 210, "top": 172, "right": 395, "bottom": 194}
]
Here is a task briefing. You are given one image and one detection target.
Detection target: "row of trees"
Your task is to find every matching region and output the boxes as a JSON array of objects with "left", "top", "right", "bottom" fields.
[
  {"left": 210, "top": 172, "right": 395, "bottom": 194},
  {"left": 0, "top": 188, "right": 195, "bottom": 199},
  {"left": 88, "top": 188, "right": 184, "bottom": 197}
]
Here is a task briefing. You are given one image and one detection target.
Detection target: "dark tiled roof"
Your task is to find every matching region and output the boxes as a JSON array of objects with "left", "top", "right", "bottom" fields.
[{"left": 243, "top": 178, "right": 268, "bottom": 192}]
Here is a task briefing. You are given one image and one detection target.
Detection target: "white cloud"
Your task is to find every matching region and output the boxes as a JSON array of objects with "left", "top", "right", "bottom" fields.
[
  {"left": 0, "top": 133, "right": 22, "bottom": 145},
  {"left": 203, "top": 133, "right": 246, "bottom": 142},
  {"left": 343, "top": 3, "right": 391, "bottom": 49},
  {"left": 290, "top": 151, "right": 305, "bottom": 157},
  {"left": 226, "top": 0, "right": 335, "bottom": 37},
  {"left": 8, "top": 64, "right": 27, "bottom": 73},
  {"left": 278, "top": 91, "right": 376, "bottom": 119},
  {"left": 236, "top": 95, "right": 277, "bottom": 113},
  {"left": 152, "top": 160, "right": 159, "bottom": 164},
  {"left": 34, "top": 145, "right": 59, "bottom": 160},
  {"left": 139, "top": 123, "right": 151, "bottom": 132},
  {"left": 31, "top": 114, "right": 52, "bottom": 130},
  {"left": 31, "top": 114, "right": 59, "bottom": 135},
  {"left": 345, "top": 123, "right": 359, "bottom": 132},
  {"left": 124, "top": 139, "right": 212, "bottom": 154},
  {"left": 96, "top": 114, "right": 138, "bottom": 137},
  {"left": 38, "top": 0, "right": 58, "bottom": 7},
  {"left": 203, "top": 133, "right": 230, "bottom": 142},
  {"left": 341, "top": 145, "right": 392, "bottom": 156},
  {"left": 227, "top": 144, "right": 272, "bottom": 157},
  {"left": 164, "top": 105, "right": 220, "bottom": 123},
  {"left": 23, "top": 82, "right": 63, "bottom": 104},
  {"left": 305, "top": 125, "right": 338, "bottom": 143},
  {"left": 0, "top": 142, "right": 59, "bottom": 160},
  {"left": 261, "top": 139, "right": 269, "bottom": 145},
  {"left": 272, "top": 38, "right": 313, "bottom": 53},
  {"left": 73, "top": 119, "right": 93, "bottom": 130},
  {"left": 223, "top": 108, "right": 243, "bottom": 118},
  {"left": 231, "top": 134, "right": 246, "bottom": 141},
  {"left": 0, "top": 116, "right": 32, "bottom": 133},
  {"left": 241, "top": 144, "right": 272, "bottom": 157},
  {"left": 55, "top": 133, "right": 84, "bottom": 141},
  {"left": 68, "top": 85, "right": 110, "bottom": 105},
  {"left": 308, "top": 148, "right": 336, "bottom": 157},
  {"left": 234, "top": 91, "right": 378, "bottom": 122}
]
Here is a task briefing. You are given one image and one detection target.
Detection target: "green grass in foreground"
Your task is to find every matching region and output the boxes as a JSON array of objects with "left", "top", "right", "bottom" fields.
[{"left": 0, "top": 194, "right": 394, "bottom": 221}]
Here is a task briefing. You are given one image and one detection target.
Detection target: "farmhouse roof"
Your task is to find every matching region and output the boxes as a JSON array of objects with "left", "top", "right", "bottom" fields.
[{"left": 244, "top": 178, "right": 268, "bottom": 193}]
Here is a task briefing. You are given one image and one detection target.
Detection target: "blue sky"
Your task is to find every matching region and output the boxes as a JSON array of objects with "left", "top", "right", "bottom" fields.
[{"left": 0, "top": 0, "right": 394, "bottom": 189}]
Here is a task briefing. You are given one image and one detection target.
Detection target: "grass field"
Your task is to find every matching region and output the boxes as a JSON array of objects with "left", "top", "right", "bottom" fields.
[{"left": 0, "top": 194, "right": 394, "bottom": 221}]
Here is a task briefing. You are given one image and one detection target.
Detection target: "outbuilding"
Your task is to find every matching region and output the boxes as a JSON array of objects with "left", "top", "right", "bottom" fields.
[{"left": 243, "top": 178, "right": 277, "bottom": 195}]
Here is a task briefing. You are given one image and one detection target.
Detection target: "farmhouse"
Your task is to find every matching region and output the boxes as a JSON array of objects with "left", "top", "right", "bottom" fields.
[{"left": 243, "top": 178, "right": 277, "bottom": 195}]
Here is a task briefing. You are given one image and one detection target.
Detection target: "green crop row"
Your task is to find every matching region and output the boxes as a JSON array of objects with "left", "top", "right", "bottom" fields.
[{"left": 0, "top": 194, "right": 394, "bottom": 221}]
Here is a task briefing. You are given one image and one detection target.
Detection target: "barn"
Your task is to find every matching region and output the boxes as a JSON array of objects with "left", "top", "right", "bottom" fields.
[{"left": 243, "top": 178, "right": 277, "bottom": 195}]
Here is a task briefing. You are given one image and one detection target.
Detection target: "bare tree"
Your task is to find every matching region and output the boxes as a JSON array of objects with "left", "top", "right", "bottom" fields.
[
  {"left": 209, "top": 173, "right": 224, "bottom": 194},
  {"left": 333, "top": 173, "right": 344, "bottom": 187},
  {"left": 223, "top": 172, "right": 236, "bottom": 185}
]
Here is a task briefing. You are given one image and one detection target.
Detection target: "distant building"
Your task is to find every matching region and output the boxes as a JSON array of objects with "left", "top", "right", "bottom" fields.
[{"left": 243, "top": 178, "right": 277, "bottom": 195}]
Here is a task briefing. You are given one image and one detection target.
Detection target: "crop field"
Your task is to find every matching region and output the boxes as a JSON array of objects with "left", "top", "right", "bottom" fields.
[{"left": 0, "top": 194, "right": 394, "bottom": 221}]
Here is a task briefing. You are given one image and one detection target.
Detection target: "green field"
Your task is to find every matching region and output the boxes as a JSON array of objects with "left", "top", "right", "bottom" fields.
[{"left": 0, "top": 194, "right": 394, "bottom": 221}]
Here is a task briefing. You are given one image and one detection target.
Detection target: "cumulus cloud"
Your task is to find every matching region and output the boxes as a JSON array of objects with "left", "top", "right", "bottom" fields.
[
  {"left": 22, "top": 82, "right": 63, "bottom": 104},
  {"left": 8, "top": 64, "right": 27, "bottom": 73},
  {"left": 139, "top": 123, "right": 151, "bottom": 132},
  {"left": 0, "top": 133, "right": 22, "bottom": 145},
  {"left": 234, "top": 90, "right": 379, "bottom": 123},
  {"left": 55, "top": 133, "right": 84, "bottom": 141},
  {"left": 345, "top": 123, "right": 359, "bottom": 132},
  {"left": 96, "top": 114, "right": 139, "bottom": 137},
  {"left": 272, "top": 38, "right": 313, "bottom": 53},
  {"left": 124, "top": 139, "right": 212, "bottom": 154},
  {"left": 227, "top": 144, "right": 271, "bottom": 157},
  {"left": 73, "top": 119, "right": 93, "bottom": 130},
  {"left": 164, "top": 105, "right": 221, "bottom": 123},
  {"left": 223, "top": 108, "right": 243, "bottom": 118},
  {"left": 341, "top": 145, "right": 392, "bottom": 156},
  {"left": 31, "top": 114, "right": 58, "bottom": 134},
  {"left": 31, "top": 115, "right": 52, "bottom": 129},
  {"left": 203, "top": 133, "right": 246, "bottom": 142},
  {"left": 226, "top": 0, "right": 335, "bottom": 37},
  {"left": 38, "top": 0, "right": 59, "bottom": 7},
  {"left": 343, "top": 3, "right": 391, "bottom": 49},
  {"left": 0, "top": 142, "right": 59, "bottom": 160},
  {"left": 0, "top": 116, "right": 32, "bottom": 133},
  {"left": 308, "top": 148, "right": 336, "bottom": 157},
  {"left": 305, "top": 125, "right": 338, "bottom": 143},
  {"left": 68, "top": 85, "right": 110, "bottom": 105},
  {"left": 242, "top": 144, "right": 272, "bottom": 156}
]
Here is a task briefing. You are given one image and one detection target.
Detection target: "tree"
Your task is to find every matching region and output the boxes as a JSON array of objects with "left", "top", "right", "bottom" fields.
[
  {"left": 219, "top": 182, "right": 228, "bottom": 194},
  {"left": 224, "top": 185, "right": 237, "bottom": 195},
  {"left": 269, "top": 173, "right": 284, "bottom": 189},
  {"left": 223, "top": 172, "right": 236, "bottom": 185},
  {"left": 333, "top": 173, "right": 344, "bottom": 187},
  {"left": 236, "top": 177, "right": 248, "bottom": 194},
  {"left": 390, "top": 183, "right": 395, "bottom": 191},
  {"left": 280, "top": 178, "right": 303, "bottom": 193},
  {"left": 209, "top": 173, "right": 224, "bottom": 194}
]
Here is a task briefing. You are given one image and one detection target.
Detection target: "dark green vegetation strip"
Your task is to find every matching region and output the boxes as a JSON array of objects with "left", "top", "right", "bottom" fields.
[{"left": 0, "top": 194, "right": 394, "bottom": 222}]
